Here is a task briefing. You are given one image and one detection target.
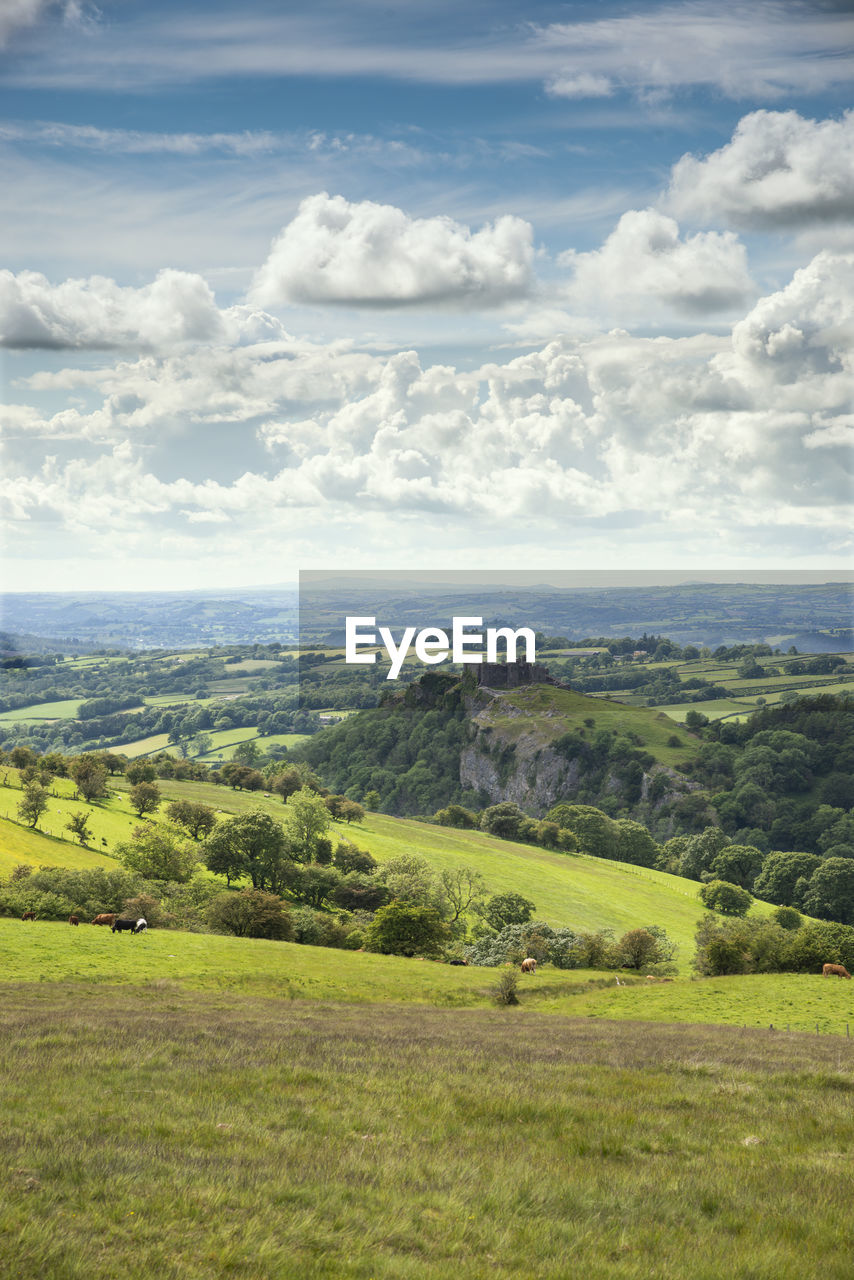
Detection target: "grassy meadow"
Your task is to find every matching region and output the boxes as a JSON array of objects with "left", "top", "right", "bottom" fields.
[
  {"left": 3, "top": 917, "right": 854, "bottom": 1035},
  {"left": 0, "top": 768, "right": 782, "bottom": 972},
  {"left": 3, "top": 984, "right": 854, "bottom": 1280}
]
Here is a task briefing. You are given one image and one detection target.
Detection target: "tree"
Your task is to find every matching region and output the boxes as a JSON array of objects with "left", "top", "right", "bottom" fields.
[
  {"left": 271, "top": 764, "right": 319, "bottom": 803},
  {"left": 709, "top": 844, "right": 764, "bottom": 892},
  {"left": 364, "top": 902, "right": 448, "bottom": 957},
  {"left": 753, "top": 852, "right": 822, "bottom": 907},
  {"left": 363, "top": 790, "right": 381, "bottom": 811},
  {"left": 232, "top": 739, "right": 262, "bottom": 767},
  {"left": 190, "top": 732, "right": 213, "bottom": 758},
  {"left": 116, "top": 825, "right": 198, "bottom": 883},
  {"left": 440, "top": 866, "right": 488, "bottom": 925},
  {"left": 289, "top": 864, "right": 341, "bottom": 910},
  {"left": 375, "top": 854, "right": 444, "bottom": 912},
  {"left": 616, "top": 928, "right": 664, "bottom": 970},
  {"left": 699, "top": 880, "right": 753, "bottom": 917},
  {"left": 772, "top": 905, "right": 803, "bottom": 931},
  {"left": 479, "top": 892, "right": 536, "bottom": 932},
  {"left": 332, "top": 874, "right": 390, "bottom": 913},
  {"left": 125, "top": 759, "right": 157, "bottom": 785},
  {"left": 18, "top": 780, "right": 48, "bottom": 829},
  {"left": 65, "top": 812, "right": 92, "bottom": 845},
  {"left": 801, "top": 859, "right": 854, "bottom": 925},
  {"left": 204, "top": 809, "right": 290, "bottom": 892},
  {"left": 207, "top": 889, "right": 293, "bottom": 940},
  {"left": 69, "top": 755, "right": 109, "bottom": 802},
  {"left": 434, "top": 805, "right": 479, "bottom": 829},
  {"left": 129, "top": 781, "right": 161, "bottom": 818},
  {"left": 284, "top": 787, "right": 331, "bottom": 862},
  {"left": 613, "top": 819, "right": 660, "bottom": 867},
  {"left": 332, "top": 841, "right": 377, "bottom": 875},
  {"left": 678, "top": 828, "right": 730, "bottom": 881},
  {"left": 546, "top": 804, "right": 619, "bottom": 860},
  {"left": 166, "top": 799, "right": 217, "bottom": 841},
  {"left": 480, "top": 802, "right": 527, "bottom": 841}
]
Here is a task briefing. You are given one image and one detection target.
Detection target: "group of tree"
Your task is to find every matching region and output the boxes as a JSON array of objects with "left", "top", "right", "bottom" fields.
[{"left": 693, "top": 910, "right": 854, "bottom": 977}]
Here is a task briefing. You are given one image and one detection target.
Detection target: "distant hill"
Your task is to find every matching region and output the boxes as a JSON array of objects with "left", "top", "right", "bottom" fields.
[{"left": 3, "top": 580, "right": 851, "bottom": 652}]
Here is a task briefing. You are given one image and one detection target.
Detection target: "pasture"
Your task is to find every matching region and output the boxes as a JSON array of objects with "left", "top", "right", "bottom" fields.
[
  {"left": 0, "top": 768, "right": 782, "bottom": 970},
  {"left": 3, "top": 918, "right": 853, "bottom": 1034},
  {"left": 3, "top": 983, "right": 854, "bottom": 1279}
]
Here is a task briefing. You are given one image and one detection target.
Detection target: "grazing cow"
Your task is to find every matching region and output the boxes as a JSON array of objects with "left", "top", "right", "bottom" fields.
[
  {"left": 133, "top": 918, "right": 147, "bottom": 934},
  {"left": 21, "top": 910, "right": 35, "bottom": 921},
  {"left": 520, "top": 958, "right": 537, "bottom": 973},
  {"left": 111, "top": 917, "right": 139, "bottom": 934},
  {"left": 68, "top": 915, "right": 79, "bottom": 926},
  {"left": 822, "top": 963, "right": 852, "bottom": 979},
  {"left": 91, "top": 913, "right": 116, "bottom": 927}
]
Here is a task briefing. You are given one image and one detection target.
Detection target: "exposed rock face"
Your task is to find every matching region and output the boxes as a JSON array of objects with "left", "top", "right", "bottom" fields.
[{"left": 459, "top": 683, "right": 692, "bottom": 817}]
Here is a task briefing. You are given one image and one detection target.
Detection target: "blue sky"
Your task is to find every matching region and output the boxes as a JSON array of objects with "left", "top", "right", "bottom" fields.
[{"left": 1, "top": 0, "right": 852, "bottom": 589}]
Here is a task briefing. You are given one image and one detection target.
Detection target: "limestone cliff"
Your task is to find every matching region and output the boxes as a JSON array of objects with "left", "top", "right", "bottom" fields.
[{"left": 459, "top": 682, "right": 697, "bottom": 818}]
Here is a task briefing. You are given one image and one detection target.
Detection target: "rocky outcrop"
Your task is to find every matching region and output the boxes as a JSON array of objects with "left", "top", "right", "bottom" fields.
[{"left": 459, "top": 684, "right": 694, "bottom": 817}]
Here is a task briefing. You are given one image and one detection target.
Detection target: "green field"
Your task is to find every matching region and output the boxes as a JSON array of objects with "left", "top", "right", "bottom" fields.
[
  {"left": 0, "top": 699, "right": 84, "bottom": 723},
  {"left": 0, "top": 767, "right": 780, "bottom": 973},
  {"left": 2, "top": 918, "right": 853, "bottom": 1035}
]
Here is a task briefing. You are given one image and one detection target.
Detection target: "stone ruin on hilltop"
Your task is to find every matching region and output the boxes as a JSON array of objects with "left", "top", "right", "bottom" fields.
[{"left": 477, "top": 660, "right": 557, "bottom": 688}]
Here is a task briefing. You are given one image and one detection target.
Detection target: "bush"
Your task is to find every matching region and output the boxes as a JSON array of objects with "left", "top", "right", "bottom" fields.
[
  {"left": 122, "top": 893, "right": 167, "bottom": 928},
  {"left": 699, "top": 879, "right": 753, "bottom": 916},
  {"left": 364, "top": 902, "right": 448, "bottom": 957},
  {"left": 772, "top": 905, "right": 803, "bottom": 931},
  {"left": 207, "top": 889, "right": 293, "bottom": 940},
  {"left": 493, "top": 969, "right": 519, "bottom": 1006},
  {"left": 0, "top": 866, "right": 143, "bottom": 919},
  {"left": 290, "top": 907, "right": 352, "bottom": 948}
]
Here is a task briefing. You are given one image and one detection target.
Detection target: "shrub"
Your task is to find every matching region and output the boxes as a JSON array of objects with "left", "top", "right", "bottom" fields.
[
  {"left": 772, "top": 905, "right": 803, "bottom": 931},
  {"left": 699, "top": 879, "right": 753, "bottom": 916},
  {"left": 493, "top": 969, "right": 519, "bottom": 1006},
  {"left": 434, "top": 805, "right": 478, "bottom": 829},
  {"left": 122, "top": 893, "right": 168, "bottom": 928},
  {"left": 207, "top": 889, "right": 293, "bottom": 940},
  {"left": 364, "top": 902, "right": 448, "bottom": 957},
  {"left": 290, "top": 907, "right": 352, "bottom": 948}
]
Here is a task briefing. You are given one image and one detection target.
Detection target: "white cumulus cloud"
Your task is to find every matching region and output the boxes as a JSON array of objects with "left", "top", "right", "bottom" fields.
[
  {"left": 561, "top": 210, "right": 754, "bottom": 315},
  {"left": 0, "top": 268, "right": 226, "bottom": 349},
  {"left": 666, "top": 110, "right": 854, "bottom": 228},
  {"left": 250, "top": 193, "right": 535, "bottom": 309}
]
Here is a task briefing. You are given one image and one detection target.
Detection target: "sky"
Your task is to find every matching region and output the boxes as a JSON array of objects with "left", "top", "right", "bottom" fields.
[{"left": 0, "top": 0, "right": 852, "bottom": 591}]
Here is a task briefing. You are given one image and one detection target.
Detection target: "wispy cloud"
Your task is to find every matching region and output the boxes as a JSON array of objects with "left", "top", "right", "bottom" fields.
[{"left": 6, "top": 2, "right": 852, "bottom": 99}]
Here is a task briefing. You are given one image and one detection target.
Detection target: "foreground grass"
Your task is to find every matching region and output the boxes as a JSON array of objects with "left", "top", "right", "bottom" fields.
[
  {"left": 3, "top": 985, "right": 854, "bottom": 1280},
  {"left": 4, "top": 919, "right": 854, "bottom": 1035}
]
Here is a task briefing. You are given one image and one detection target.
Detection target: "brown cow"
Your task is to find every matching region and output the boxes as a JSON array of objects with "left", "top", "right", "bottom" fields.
[
  {"left": 520, "top": 958, "right": 537, "bottom": 973},
  {"left": 21, "top": 910, "right": 35, "bottom": 921},
  {"left": 822, "top": 963, "right": 852, "bottom": 979},
  {"left": 91, "top": 913, "right": 116, "bottom": 927},
  {"left": 68, "top": 915, "right": 79, "bottom": 926}
]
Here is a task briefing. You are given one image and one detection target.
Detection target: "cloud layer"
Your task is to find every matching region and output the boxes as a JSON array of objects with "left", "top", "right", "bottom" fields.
[
  {"left": 4, "top": 251, "right": 850, "bottom": 572},
  {"left": 250, "top": 194, "right": 535, "bottom": 309}
]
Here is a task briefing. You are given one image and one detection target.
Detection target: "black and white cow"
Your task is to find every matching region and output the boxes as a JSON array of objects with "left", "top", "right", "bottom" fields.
[{"left": 112, "top": 917, "right": 147, "bottom": 934}]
